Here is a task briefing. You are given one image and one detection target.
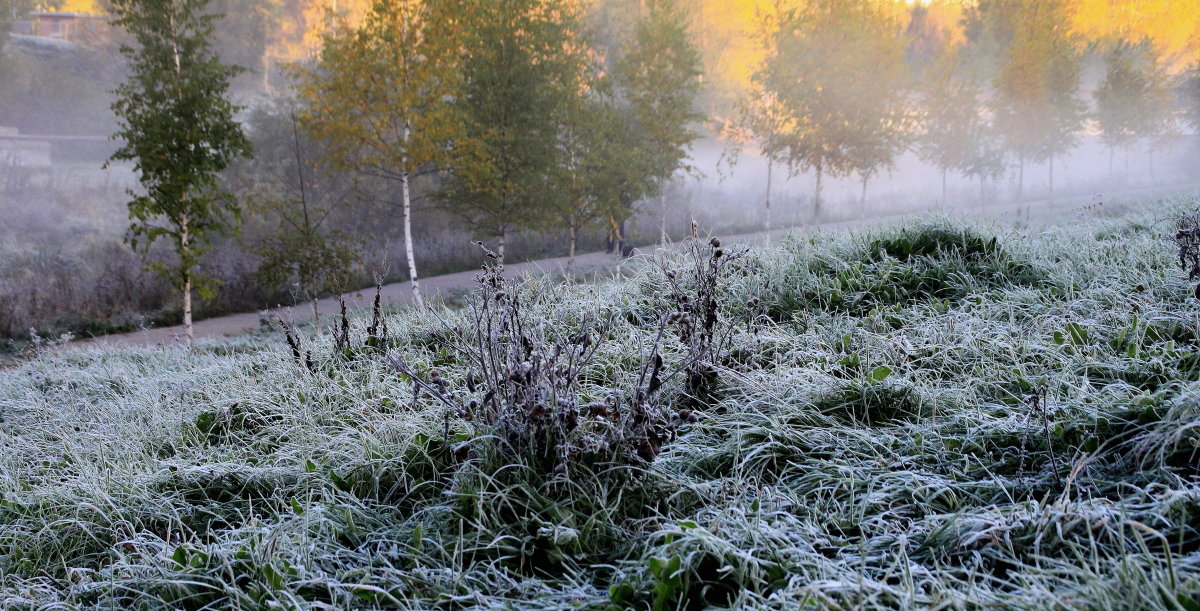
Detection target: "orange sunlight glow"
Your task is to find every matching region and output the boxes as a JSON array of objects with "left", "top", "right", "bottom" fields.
[{"left": 32, "top": 1, "right": 1200, "bottom": 74}]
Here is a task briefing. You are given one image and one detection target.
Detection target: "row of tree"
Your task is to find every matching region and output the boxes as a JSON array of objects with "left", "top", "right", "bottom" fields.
[
  {"left": 295, "top": 0, "right": 703, "bottom": 307},
  {"left": 104, "top": 0, "right": 704, "bottom": 336},
  {"left": 723, "top": 0, "right": 1200, "bottom": 223}
]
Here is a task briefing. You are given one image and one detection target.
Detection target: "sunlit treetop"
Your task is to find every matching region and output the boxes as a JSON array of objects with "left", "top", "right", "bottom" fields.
[
  {"left": 34, "top": 0, "right": 1200, "bottom": 91},
  {"left": 51, "top": 0, "right": 100, "bottom": 13},
  {"left": 1070, "top": 0, "right": 1200, "bottom": 70},
  {"left": 9, "top": 0, "right": 107, "bottom": 14}
]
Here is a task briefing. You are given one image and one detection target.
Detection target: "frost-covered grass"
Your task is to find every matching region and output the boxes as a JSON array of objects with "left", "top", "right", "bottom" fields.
[{"left": 4, "top": 202, "right": 1200, "bottom": 609}]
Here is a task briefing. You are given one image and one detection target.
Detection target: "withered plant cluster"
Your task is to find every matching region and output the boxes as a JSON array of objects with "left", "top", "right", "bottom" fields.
[
  {"left": 389, "top": 242, "right": 729, "bottom": 481},
  {"left": 274, "top": 278, "right": 392, "bottom": 373},
  {"left": 657, "top": 237, "right": 756, "bottom": 405},
  {"left": 388, "top": 242, "right": 710, "bottom": 480},
  {"left": 1174, "top": 208, "right": 1200, "bottom": 299}
]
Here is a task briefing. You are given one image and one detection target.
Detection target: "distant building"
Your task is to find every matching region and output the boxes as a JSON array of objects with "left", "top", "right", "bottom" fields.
[{"left": 11, "top": 12, "right": 111, "bottom": 46}]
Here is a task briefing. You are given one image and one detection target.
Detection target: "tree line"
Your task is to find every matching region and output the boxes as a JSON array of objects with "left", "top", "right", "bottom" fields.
[
  {"left": 100, "top": 0, "right": 1200, "bottom": 339},
  {"left": 724, "top": 0, "right": 1200, "bottom": 222},
  {"left": 107, "top": 0, "right": 702, "bottom": 337}
]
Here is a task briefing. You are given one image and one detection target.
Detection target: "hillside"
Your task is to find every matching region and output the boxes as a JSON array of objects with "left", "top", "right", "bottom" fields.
[{"left": 3, "top": 202, "right": 1200, "bottom": 608}]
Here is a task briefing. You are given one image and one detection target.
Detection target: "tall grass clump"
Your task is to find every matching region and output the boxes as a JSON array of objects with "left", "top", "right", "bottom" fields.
[
  {"left": 750, "top": 221, "right": 1051, "bottom": 321},
  {"left": 6, "top": 203, "right": 1200, "bottom": 608}
]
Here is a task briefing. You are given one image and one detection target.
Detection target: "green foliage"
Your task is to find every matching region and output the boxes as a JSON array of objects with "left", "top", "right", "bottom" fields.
[
  {"left": 252, "top": 224, "right": 360, "bottom": 303},
  {"left": 230, "top": 101, "right": 363, "bottom": 304},
  {"left": 297, "top": 0, "right": 461, "bottom": 192},
  {"left": 759, "top": 0, "right": 912, "bottom": 218},
  {"left": 648, "top": 554, "right": 684, "bottom": 610},
  {"left": 613, "top": 0, "right": 704, "bottom": 199},
  {"left": 960, "top": 0, "right": 1024, "bottom": 74},
  {"left": 546, "top": 20, "right": 646, "bottom": 259},
  {"left": 991, "top": 0, "right": 1083, "bottom": 168},
  {"left": 439, "top": 0, "right": 581, "bottom": 253},
  {"left": 107, "top": 0, "right": 251, "bottom": 302},
  {"left": 297, "top": 0, "right": 467, "bottom": 304},
  {"left": 811, "top": 379, "right": 930, "bottom": 425},
  {"left": 758, "top": 225, "right": 1047, "bottom": 319},
  {"left": 865, "top": 225, "right": 1003, "bottom": 262},
  {"left": 1094, "top": 40, "right": 1176, "bottom": 156}
]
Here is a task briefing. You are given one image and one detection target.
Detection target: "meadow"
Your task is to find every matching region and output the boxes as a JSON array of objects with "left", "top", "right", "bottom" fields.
[{"left": 2, "top": 200, "right": 1200, "bottom": 609}]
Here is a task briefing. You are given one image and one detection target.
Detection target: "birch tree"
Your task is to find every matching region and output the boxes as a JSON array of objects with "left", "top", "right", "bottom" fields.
[
  {"left": 719, "top": 89, "right": 793, "bottom": 230},
  {"left": 297, "top": 0, "right": 462, "bottom": 308},
  {"left": 718, "top": 1, "right": 792, "bottom": 231},
  {"left": 107, "top": 0, "right": 251, "bottom": 340},
  {"left": 613, "top": 0, "right": 703, "bottom": 244},
  {"left": 553, "top": 78, "right": 655, "bottom": 273},
  {"left": 227, "top": 101, "right": 362, "bottom": 325},
  {"left": 439, "top": 0, "right": 577, "bottom": 262},
  {"left": 1095, "top": 40, "right": 1152, "bottom": 176},
  {"left": 991, "top": 0, "right": 1083, "bottom": 198},
  {"left": 918, "top": 50, "right": 994, "bottom": 204},
  {"left": 761, "top": 0, "right": 910, "bottom": 222}
]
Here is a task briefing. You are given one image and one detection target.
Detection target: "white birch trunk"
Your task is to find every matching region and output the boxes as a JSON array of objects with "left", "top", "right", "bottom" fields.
[
  {"left": 813, "top": 164, "right": 823, "bottom": 223},
  {"left": 1048, "top": 153, "right": 1054, "bottom": 200},
  {"left": 183, "top": 274, "right": 192, "bottom": 341},
  {"left": 181, "top": 211, "right": 193, "bottom": 341},
  {"left": 660, "top": 192, "right": 668, "bottom": 246},
  {"left": 401, "top": 124, "right": 424, "bottom": 309},
  {"left": 860, "top": 175, "right": 868, "bottom": 220},
  {"left": 764, "top": 156, "right": 773, "bottom": 231},
  {"left": 941, "top": 169, "right": 947, "bottom": 206},
  {"left": 1017, "top": 157, "right": 1024, "bottom": 199},
  {"left": 172, "top": 18, "right": 192, "bottom": 342},
  {"left": 567, "top": 224, "right": 578, "bottom": 277}
]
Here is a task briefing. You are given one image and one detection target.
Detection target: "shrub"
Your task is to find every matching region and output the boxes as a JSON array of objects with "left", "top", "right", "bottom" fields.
[
  {"left": 760, "top": 224, "right": 1049, "bottom": 320},
  {"left": 865, "top": 225, "right": 1002, "bottom": 262},
  {"left": 389, "top": 244, "right": 686, "bottom": 486},
  {"left": 655, "top": 237, "right": 758, "bottom": 405},
  {"left": 1173, "top": 208, "right": 1200, "bottom": 299}
]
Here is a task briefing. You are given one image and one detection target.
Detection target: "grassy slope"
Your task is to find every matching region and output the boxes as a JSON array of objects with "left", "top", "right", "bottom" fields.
[{"left": 3, "top": 202, "right": 1200, "bottom": 609}]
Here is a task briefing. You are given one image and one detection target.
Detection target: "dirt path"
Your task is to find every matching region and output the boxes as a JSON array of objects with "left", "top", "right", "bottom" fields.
[{"left": 78, "top": 181, "right": 1200, "bottom": 348}]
